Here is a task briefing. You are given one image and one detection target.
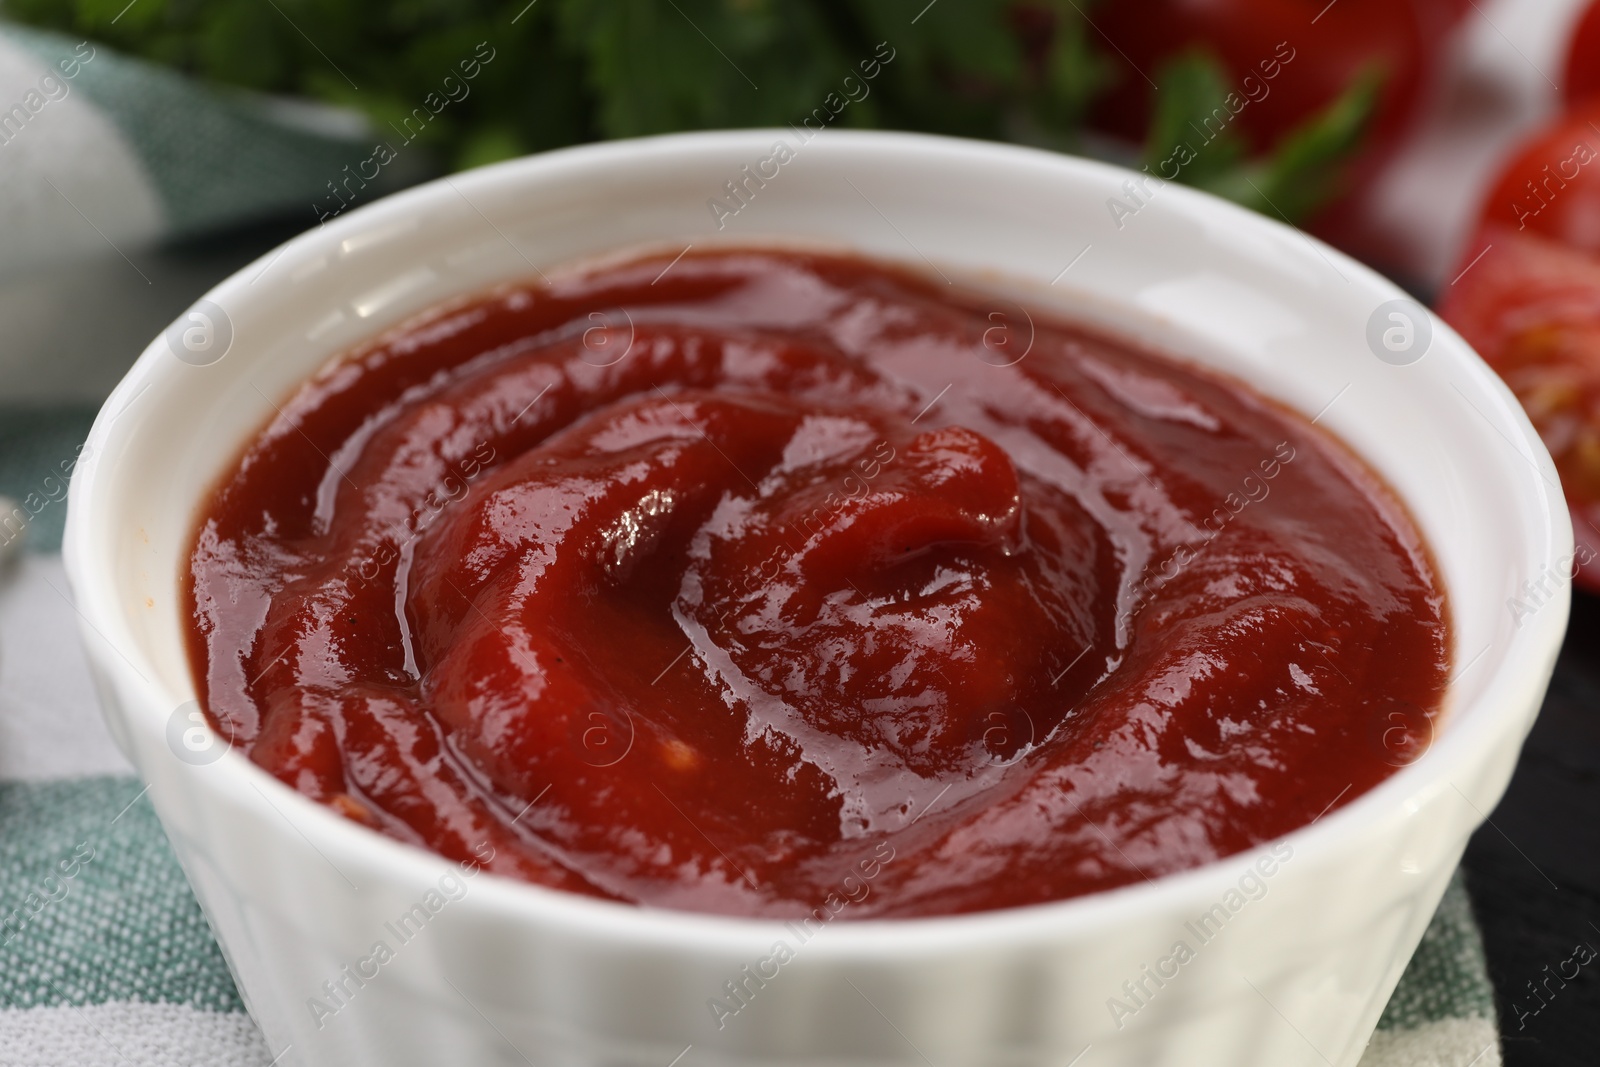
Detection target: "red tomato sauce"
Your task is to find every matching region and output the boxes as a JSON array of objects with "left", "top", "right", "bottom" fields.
[{"left": 186, "top": 249, "right": 1449, "bottom": 917}]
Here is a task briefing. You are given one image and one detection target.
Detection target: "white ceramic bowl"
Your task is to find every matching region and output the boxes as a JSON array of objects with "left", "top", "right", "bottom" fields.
[{"left": 64, "top": 130, "right": 1569, "bottom": 1067}]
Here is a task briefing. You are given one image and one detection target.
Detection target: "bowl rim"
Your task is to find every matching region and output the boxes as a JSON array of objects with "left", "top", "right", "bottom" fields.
[{"left": 64, "top": 127, "right": 1572, "bottom": 959}]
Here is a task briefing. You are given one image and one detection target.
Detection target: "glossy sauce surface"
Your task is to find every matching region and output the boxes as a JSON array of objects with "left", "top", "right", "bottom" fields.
[{"left": 187, "top": 250, "right": 1449, "bottom": 917}]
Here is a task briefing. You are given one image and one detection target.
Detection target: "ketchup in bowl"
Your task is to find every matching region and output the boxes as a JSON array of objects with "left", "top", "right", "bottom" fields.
[{"left": 186, "top": 249, "right": 1448, "bottom": 918}]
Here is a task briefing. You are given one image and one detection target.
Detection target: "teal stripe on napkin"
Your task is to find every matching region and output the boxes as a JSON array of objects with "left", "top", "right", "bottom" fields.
[
  {"left": 0, "top": 775, "right": 244, "bottom": 1012},
  {"left": 4, "top": 24, "right": 387, "bottom": 238},
  {"left": 0, "top": 406, "right": 95, "bottom": 555},
  {"left": 1378, "top": 869, "right": 1497, "bottom": 1030}
]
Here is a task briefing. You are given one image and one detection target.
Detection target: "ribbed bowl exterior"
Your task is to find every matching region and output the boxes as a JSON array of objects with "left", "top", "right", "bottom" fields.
[{"left": 65, "top": 130, "right": 1570, "bottom": 1067}]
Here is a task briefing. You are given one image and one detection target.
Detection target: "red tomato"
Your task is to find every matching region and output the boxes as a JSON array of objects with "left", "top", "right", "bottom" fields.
[
  {"left": 1411, "top": 0, "right": 1472, "bottom": 37},
  {"left": 1438, "top": 224, "right": 1600, "bottom": 591},
  {"left": 1565, "top": 0, "right": 1600, "bottom": 106},
  {"left": 1478, "top": 101, "right": 1600, "bottom": 257},
  {"left": 1089, "top": 0, "right": 1432, "bottom": 162}
]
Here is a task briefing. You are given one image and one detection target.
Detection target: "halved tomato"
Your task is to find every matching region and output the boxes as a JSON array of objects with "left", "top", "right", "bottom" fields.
[
  {"left": 1565, "top": 0, "right": 1600, "bottom": 106},
  {"left": 1438, "top": 224, "right": 1600, "bottom": 591},
  {"left": 1478, "top": 100, "right": 1600, "bottom": 256}
]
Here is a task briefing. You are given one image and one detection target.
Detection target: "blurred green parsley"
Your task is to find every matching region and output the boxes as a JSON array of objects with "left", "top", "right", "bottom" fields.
[{"left": 1, "top": 0, "right": 1374, "bottom": 220}]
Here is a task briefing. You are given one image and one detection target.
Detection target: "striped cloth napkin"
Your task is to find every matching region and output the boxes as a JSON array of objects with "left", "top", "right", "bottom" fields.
[
  {"left": 0, "top": 22, "right": 1505, "bottom": 1067},
  {"left": 0, "top": 23, "right": 413, "bottom": 279}
]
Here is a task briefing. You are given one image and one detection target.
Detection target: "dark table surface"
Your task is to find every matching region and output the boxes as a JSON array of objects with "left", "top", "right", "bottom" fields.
[{"left": 1467, "top": 589, "right": 1600, "bottom": 1064}]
